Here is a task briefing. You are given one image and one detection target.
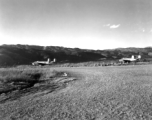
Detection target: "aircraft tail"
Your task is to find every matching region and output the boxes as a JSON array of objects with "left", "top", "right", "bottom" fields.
[
  {"left": 131, "top": 55, "right": 135, "bottom": 59},
  {"left": 47, "top": 58, "right": 50, "bottom": 63},
  {"left": 137, "top": 55, "right": 141, "bottom": 59},
  {"left": 53, "top": 58, "right": 56, "bottom": 63}
]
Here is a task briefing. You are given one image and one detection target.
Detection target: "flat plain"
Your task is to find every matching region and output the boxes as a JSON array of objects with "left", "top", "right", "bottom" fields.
[{"left": 1, "top": 65, "right": 152, "bottom": 120}]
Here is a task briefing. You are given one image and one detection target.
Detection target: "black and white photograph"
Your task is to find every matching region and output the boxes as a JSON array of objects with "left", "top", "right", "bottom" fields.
[{"left": 0, "top": 0, "right": 152, "bottom": 119}]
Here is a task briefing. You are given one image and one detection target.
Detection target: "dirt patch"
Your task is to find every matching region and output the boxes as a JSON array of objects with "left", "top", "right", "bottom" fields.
[{"left": 0, "top": 72, "right": 76, "bottom": 104}]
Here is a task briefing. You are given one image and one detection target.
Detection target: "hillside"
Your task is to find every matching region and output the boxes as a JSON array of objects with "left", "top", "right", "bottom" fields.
[{"left": 0, "top": 44, "right": 152, "bottom": 66}]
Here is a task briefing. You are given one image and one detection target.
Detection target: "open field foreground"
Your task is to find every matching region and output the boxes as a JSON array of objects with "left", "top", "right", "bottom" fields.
[{"left": 1, "top": 65, "right": 152, "bottom": 120}]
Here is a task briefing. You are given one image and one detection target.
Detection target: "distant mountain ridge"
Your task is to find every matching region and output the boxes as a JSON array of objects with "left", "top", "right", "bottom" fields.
[{"left": 0, "top": 44, "right": 152, "bottom": 66}]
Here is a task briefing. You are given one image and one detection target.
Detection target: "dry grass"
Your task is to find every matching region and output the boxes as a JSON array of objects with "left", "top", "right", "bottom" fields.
[
  {"left": 0, "top": 67, "right": 73, "bottom": 104},
  {"left": 1, "top": 65, "right": 152, "bottom": 120},
  {"left": 0, "top": 68, "right": 53, "bottom": 94}
]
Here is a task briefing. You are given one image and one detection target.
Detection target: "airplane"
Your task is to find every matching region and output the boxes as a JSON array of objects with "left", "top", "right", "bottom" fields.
[
  {"left": 119, "top": 55, "right": 141, "bottom": 63},
  {"left": 32, "top": 58, "right": 56, "bottom": 66}
]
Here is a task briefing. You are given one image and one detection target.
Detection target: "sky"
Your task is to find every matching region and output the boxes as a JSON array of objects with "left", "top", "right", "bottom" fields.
[{"left": 0, "top": 0, "right": 152, "bottom": 50}]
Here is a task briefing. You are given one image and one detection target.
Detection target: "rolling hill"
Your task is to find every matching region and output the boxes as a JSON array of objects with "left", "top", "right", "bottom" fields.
[{"left": 0, "top": 44, "right": 152, "bottom": 66}]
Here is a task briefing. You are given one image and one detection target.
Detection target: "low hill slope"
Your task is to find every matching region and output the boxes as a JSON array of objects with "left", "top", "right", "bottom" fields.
[{"left": 0, "top": 44, "right": 152, "bottom": 66}]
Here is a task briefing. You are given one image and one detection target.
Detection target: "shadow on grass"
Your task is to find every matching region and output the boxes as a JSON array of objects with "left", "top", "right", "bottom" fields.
[
  {"left": 0, "top": 72, "right": 75, "bottom": 104},
  {"left": 0, "top": 83, "right": 62, "bottom": 104},
  {"left": 0, "top": 73, "right": 42, "bottom": 94}
]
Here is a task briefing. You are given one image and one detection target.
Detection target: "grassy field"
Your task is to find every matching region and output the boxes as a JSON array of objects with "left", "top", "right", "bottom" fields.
[{"left": 1, "top": 65, "right": 152, "bottom": 120}]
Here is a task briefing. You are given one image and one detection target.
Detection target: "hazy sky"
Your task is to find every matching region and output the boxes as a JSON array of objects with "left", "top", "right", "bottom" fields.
[{"left": 0, "top": 0, "right": 152, "bottom": 50}]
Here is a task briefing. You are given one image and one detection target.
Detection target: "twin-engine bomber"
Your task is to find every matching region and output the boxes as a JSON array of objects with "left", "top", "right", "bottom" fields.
[
  {"left": 119, "top": 55, "right": 141, "bottom": 63},
  {"left": 32, "top": 58, "right": 56, "bottom": 66}
]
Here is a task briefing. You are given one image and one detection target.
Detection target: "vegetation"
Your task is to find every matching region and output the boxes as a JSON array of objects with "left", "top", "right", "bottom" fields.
[
  {"left": 0, "top": 44, "right": 152, "bottom": 66},
  {"left": 0, "top": 67, "right": 75, "bottom": 103},
  {"left": 1, "top": 65, "right": 152, "bottom": 119}
]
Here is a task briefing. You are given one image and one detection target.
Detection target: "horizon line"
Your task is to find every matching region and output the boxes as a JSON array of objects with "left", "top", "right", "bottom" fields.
[{"left": 0, "top": 44, "right": 152, "bottom": 51}]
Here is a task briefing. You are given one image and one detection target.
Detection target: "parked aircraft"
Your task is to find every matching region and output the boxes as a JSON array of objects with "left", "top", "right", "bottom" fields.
[
  {"left": 119, "top": 55, "right": 141, "bottom": 63},
  {"left": 32, "top": 58, "right": 56, "bottom": 66}
]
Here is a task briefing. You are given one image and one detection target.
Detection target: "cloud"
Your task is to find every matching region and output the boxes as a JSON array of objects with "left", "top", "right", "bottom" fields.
[
  {"left": 109, "top": 24, "right": 120, "bottom": 29},
  {"left": 103, "top": 24, "right": 120, "bottom": 29},
  {"left": 103, "top": 24, "right": 110, "bottom": 27},
  {"left": 142, "top": 29, "right": 145, "bottom": 32}
]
